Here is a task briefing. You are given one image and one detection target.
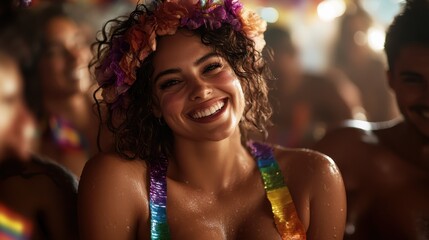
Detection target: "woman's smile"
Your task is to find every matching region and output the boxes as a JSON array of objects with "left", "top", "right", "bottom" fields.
[{"left": 188, "top": 98, "right": 228, "bottom": 122}]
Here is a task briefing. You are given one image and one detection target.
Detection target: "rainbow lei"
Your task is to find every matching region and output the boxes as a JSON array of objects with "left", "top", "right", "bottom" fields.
[
  {"left": 96, "top": 0, "right": 266, "bottom": 104},
  {"left": 0, "top": 203, "right": 32, "bottom": 240},
  {"left": 149, "top": 142, "right": 306, "bottom": 239},
  {"left": 248, "top": 141, "right": 306, "bottom": 240}
]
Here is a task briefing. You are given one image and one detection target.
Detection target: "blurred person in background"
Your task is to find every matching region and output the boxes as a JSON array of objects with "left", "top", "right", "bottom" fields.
[
  {"left": 332, "top": 0, "right": 399, "bottom": 122},
  {"left": 261, "top": 24, "right": 364, "bottom": 148},
  {"left": 0, "top": 49, "right": 79, "bottom": 240},
  {"left": 0, "top": 4, "right": 78, "bottom": 238},
  {"left": 314, "top": 0, "right": 429, "bottom": 239},
  {"left": 25, "top": 2, "right": 112, "bottom": 178}
]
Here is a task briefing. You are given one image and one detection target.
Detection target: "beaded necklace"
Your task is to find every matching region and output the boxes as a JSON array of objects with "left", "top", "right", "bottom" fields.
[
  {"left": 48, "top": 116, "right": 89, "bottom": 154},
  {"left": 149, "top": 141, "right": 306, "bottom": 239}
]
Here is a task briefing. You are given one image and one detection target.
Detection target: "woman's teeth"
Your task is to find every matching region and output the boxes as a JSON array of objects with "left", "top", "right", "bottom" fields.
[{"left": 192, "top": 100, "right": 224, "bottom": 119}]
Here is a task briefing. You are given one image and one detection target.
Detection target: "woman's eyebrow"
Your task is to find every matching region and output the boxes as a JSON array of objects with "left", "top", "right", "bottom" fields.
[
  {"left": 154, "top": 68, "right": 181, "bottom": 83},
  {"left": 154, "top": 52, "right": 220, "bottom": 83},
  {"left": 194, "top": 52, "right": 219, "bottom": 66}
]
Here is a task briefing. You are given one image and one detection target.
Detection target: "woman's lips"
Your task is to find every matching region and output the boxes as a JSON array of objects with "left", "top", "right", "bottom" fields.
[{"left": 188, "top": 98, "right": 228, "bottom": 122}]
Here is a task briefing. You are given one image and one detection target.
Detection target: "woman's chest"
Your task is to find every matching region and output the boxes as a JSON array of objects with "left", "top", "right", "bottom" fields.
[
  {"left": 166, "top": 192, "right": 282, "bottom": 240},
  {"left": 141, "top": 174, "right": 283, "bottom": 240}
]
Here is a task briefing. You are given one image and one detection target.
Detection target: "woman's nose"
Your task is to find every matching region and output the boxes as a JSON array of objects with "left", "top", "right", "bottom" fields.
[{"left": 189, "top": 77, "right": 213, "bottom": 101}]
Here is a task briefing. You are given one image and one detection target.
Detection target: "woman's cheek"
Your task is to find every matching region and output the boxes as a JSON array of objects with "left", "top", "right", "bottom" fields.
[
  {"left": 215, "top": 70, "right": 237, "bottom": 85},
  {"left": 160, "top": 92, "right": 184, "bottom": 115}
]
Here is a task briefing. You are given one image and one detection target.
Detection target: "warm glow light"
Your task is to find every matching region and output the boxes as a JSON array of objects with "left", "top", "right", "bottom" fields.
[
  {"left": 317, "top": 0, "right": 346, "bottom": 22},
  {"left": 368, "top": 27, "right": 385, "bottom": 51},
  {"left": 259, "top": 7, "right": 279, "bottom": 23},
  {"left": 354, "top": 31, "right": 367, "bottom": 46}
]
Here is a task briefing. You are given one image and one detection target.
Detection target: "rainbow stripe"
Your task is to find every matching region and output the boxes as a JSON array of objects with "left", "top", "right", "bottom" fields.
[
  {"left": 149, "top": 155, "right": 170, "bottom": 240},
  {"left": 0, "top": 204, "right": 32, "bottom": 240},
  {"left": 248, "top": 141, "right": 306, "bottom": 240}
]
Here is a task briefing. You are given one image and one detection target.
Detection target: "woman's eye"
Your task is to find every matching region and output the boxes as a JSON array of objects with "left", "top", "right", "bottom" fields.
[
  {"left": 160, "top": 80, "right": 181, "bottom": 90},
  {"left": 203, "top": 63, "right": 222, "bottom": 74}
]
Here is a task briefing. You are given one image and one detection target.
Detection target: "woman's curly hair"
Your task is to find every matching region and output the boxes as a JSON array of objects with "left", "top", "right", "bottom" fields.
[{"left": 92, "top": 4, "right": 273, "bottom": 163}]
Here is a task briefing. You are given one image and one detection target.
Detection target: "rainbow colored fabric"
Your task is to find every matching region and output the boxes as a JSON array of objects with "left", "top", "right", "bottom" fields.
[
  {"left": 149, "top": 141, "right": 306, "bottom": 239},
  {"left": 248, "top": 141, "right": 307, "bottom": 240},
  {"left": 149, "top": 155, "right": 170, "bottom": 240},
  {"left": 0, "top": 203, "right": 32, "bottom": 240},
  {"left": 49, "top": 116, "right": 88, "bottom": 153}
]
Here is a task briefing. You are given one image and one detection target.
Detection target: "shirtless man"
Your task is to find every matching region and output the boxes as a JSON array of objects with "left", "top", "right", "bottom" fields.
[{"left": 313, "top": 0, "right": 429, "bottom": 239}]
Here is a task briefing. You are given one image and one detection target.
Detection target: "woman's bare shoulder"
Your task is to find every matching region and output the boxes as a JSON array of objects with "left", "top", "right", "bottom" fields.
[
  {"left": 273, "top": 145, "right": 346, "bottom": 237},
  {"left": 78, "top": 152, "right": 151, "bottom": 239},
  {"left": 273, "top": 145, "right": 340, "bottom": 180},
  {"left": 272, "top": 145, "right": 343, "bottom": 203},
  {"left": 78, "top": 152, "right": 150, "bottom": 210},
  {"left": 80, "top": 152, "right": 148, "bottom": 192}
]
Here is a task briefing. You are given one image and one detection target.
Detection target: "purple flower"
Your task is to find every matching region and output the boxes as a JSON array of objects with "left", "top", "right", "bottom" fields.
[
  {"left": 96, "top": 38, "right": 129, "bottom": 89},
  {"left": 224, "top": 0, "right": 243, "bottom": 15},
  {"left": 204, "top": 5, "right": 226, "bottom": 29}
]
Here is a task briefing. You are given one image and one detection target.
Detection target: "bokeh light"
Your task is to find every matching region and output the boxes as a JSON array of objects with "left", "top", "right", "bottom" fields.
[
  {"left": 259, "top": 7, "right": 279, "bottom": 23},
  {"left": 317, "top": 0, "right": 346, "bottom": 22},
  {"left": 368, "top": 26, "right": 386, "bottom": 51}
]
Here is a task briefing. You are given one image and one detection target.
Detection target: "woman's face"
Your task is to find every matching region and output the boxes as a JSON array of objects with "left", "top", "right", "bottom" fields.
[
  {"left": 152, "top": 30, "right": 245, "bottom": 142},
  {"left": 38, "top": 16, "right": 91, "bottom": 98},
  {"left": 388, "top": 44, "right": 429, "bottom": 138},
  {"left": 0, "top": 58, "right": 34, "bottom": 161}
]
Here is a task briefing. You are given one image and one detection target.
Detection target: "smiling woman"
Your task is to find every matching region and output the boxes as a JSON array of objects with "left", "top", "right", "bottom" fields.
[
  {"left": 78, "top": 0, "right": 346, "bottom": 239},
  {"left": 152, "top": 33, "right": 245, "bottom": 141}
]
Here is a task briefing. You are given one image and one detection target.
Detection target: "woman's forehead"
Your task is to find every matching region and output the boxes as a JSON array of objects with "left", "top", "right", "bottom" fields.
[{"left": 152, "top": 30, "right": 215, "bottom": 71}]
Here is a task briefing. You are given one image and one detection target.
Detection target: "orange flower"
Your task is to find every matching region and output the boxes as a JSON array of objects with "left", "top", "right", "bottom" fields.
[
  {"left": 239, "top": 8, "right": 267, "bottom": 51},
  {"left": 155, "top": 2, "right": 188, "bottom": 35}
]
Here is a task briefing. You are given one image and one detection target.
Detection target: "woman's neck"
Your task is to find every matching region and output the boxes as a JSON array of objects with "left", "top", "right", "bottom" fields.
[{"left": 170, "top": 128, "right": 255, "bottom": 192}]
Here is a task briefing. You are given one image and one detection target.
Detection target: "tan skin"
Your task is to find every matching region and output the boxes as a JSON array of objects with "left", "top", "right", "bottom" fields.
[
  {"left": 36, "top": 16, "right": 110, "bottom": 178},
  {"left": 0, "top": 55, "right": 33, "bottom": 161},
  {"left": 79, "top": 30, "right": 346, "bottom": 239},
  {"left": 313, "top": 45, "right": 429, "bottom": 239}
]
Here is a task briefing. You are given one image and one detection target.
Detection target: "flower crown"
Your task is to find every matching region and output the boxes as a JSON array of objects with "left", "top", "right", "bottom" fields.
[{"left": 96, "top": 0, "right": 267, "bottom": 104}]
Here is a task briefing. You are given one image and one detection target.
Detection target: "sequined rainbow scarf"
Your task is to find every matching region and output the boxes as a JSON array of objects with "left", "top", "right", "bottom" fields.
[{"left": 149, "top": 141, "right": 306, "bottom": 239}]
